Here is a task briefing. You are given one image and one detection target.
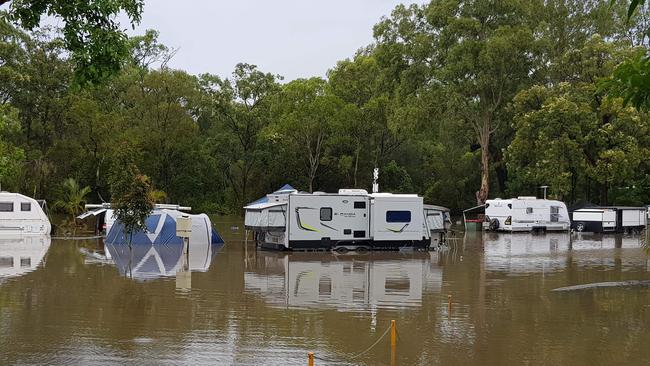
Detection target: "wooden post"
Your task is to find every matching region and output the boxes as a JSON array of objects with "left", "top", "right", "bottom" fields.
[
  {"left": 391, "top": 320, "right": 397, "bottom": 366},
  {"left": 448, "top": 294, "right": 452, "bottom": 311},
  {"left": 308, "top": 352, "right": 314, "bottom": 366}
]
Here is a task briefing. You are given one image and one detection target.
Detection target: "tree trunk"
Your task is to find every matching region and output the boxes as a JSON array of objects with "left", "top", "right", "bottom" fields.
[
  {"left": 476, "top": 127, "right": 490, "bottom": 205},
  {"left": 353, "top": 140, "right": 360, "bottom": 187}
]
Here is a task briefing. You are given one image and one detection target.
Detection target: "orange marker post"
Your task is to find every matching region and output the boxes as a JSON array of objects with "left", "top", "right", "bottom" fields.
[
  {"left": 391, "top": 320, "right": 397, "bottom": 366},
  {"left": 308, "top": 352, "right": 314, "bottom": 366}
]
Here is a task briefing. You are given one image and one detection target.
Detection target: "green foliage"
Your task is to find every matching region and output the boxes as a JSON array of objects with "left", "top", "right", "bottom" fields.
[
  {"left": 0, "top": 104, "right": 25, "bottom": 190},
  {"left": 52, "top": 177, "right": 91, "bottom": 226},
  {"left": 108, "top": 144, "right": 153, "bottom": 243},
  {"left": 5, "top": 0, "right": 144, "bottom": 85}
]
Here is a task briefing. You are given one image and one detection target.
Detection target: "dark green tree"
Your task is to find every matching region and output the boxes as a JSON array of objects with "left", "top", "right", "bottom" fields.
[{"left": 2, "top": 0, "right": 144, "bottom": 84}]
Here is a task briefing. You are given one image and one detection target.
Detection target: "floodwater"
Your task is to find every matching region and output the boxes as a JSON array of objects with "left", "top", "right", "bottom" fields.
[{"left": 1, "top": 218, "right": 650, "bottom": 365}]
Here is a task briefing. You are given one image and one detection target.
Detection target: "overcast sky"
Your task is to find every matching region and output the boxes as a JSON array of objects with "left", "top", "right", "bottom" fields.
[{"left": 121, "top": 0, "right": 418, "bottom": 80}]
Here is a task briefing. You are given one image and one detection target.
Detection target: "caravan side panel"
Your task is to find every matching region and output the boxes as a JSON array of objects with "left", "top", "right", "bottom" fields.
[
  {"left": 372, "top": 196, "right": 424, "bottom": 243},
  {"left": 622, "top": 209, "right": 645, "bottom": 227},
  {"left": 288, "top": 195, "right": 370, "bottom": 249}
]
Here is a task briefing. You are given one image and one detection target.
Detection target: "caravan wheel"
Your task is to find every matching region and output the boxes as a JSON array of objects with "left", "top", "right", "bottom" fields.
[
  {"left": 575, "top": 222, "right": 585, "bottom": 232},
  {"left": 334, "top": 246, "right": 349, "bottom": 254}
]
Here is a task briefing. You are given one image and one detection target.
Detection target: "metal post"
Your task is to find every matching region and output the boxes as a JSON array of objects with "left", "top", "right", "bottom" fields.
[
  {"left": 308, "top": 352, "right": 314, "bottom": 366},
  {"left": 391, "top": 320, "right": 397, "bottom": 366}
]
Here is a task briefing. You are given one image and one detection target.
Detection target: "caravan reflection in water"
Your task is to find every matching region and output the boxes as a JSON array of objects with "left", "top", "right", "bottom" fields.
[
  {"left": 483, "top": 232, "right": 646, "bottom": 274},
  {"left": 0, "top": 234, "right": 51, "bottom": 281},
  {"left": 245, "top": 252, "right": 442, "bottom": 311}
]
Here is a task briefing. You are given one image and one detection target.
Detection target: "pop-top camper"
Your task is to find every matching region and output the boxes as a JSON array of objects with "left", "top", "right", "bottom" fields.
[
  {"left": 244, "top": 187, "right": 450, "bottom": 251},
  {"left": 0, "top": 192, "right": 51, "bottom": 235},
  {"left": 571, "top": 206, "right": 646, "bottom": 233},
  {"left": 482, "top": 197, "right": 570, "bottom": 232}
]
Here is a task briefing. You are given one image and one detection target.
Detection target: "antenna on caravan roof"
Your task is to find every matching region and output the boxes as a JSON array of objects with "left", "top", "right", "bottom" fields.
[
  {"left": 372, "top": 168, "right": 379, "bottom": 193},
  {"left": 540, "top": 185, "right": 549, "bottom": 199}
]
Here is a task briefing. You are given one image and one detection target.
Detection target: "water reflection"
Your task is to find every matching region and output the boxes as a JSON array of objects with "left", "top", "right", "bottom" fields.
[
  {"left": 483, "top": 232, "right": 646, "bottom": 274},
  {"left": 105, "top": 240, "right": 223, "bottom": 282},
  {"left": 0, "top": 234, "right": 51, "bottom": 281},
  {"left": 245, "top": 251, "right": 442, "bottom": 310}
]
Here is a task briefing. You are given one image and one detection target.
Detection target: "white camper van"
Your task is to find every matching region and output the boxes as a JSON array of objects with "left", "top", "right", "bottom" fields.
[
  {"left": 0, "top": 192, "right": 51, "bottom": 235},
  {"left": 483, "top": 197, "right": 570, "bottom": 232},
  {"left": 244, "top": 189, "right": 449, "bottom": 251}
]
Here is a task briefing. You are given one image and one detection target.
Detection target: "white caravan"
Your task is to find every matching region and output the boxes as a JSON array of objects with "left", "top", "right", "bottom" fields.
[
  {"left": 0, "top": 192, "right": 51, "bottom": 235},
  {"left": 483, "top": 197, "right": 570, "bottom": 232},
  {"left": 244, "top": 189, "right": 449, "bottom": 251},
  {"left": 571, "top": 207, "right": 646, "bottom": 233}
]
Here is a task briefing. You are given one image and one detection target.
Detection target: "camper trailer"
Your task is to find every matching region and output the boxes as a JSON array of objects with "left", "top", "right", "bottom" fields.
[
  {"left": 244, "top": 189, "right": 449, "bottom": 251},
  {"left": 482, "top": 197, "right": 570, "bottom": 232},
  {"left": 571, "top": 207, "right": 646, "bottom": 233},
  {"left": 79, "top": 203, "right": 194, "bottom": 235},
  {"left": 0, "top": 192, "right": 51, "bottom": 235}
]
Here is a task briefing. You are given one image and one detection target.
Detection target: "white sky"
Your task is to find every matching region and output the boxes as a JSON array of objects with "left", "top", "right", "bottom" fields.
[
  {"left": 2, "top": 0, "right": 422, "bottom": 80},
  {"left": 123, "top": 0, "right": 417, "bottom": 80}
]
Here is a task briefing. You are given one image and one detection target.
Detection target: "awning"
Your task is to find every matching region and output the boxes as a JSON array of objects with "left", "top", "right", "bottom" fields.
[{"left": 77, "top": 208, "right": 107, "bottom": 220}]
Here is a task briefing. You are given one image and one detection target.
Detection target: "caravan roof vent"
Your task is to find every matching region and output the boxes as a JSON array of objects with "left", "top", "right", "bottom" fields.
[
  {"left": 517, "top": 196, "right": 538, "bottom": 200},
  {"left": 338, "top": 189, "right": 368, "bottom": 195},
  {"left": 312, "top": 191, "right": 327, "bottom": 195}
]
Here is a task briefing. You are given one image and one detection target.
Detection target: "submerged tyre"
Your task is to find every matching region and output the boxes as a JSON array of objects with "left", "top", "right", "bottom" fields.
[
  {"left": 334, "top": 246, "right": 349, "bottom": 254},
  {"left": 575, "top": 222, "right": 585, "bottom": 232}
]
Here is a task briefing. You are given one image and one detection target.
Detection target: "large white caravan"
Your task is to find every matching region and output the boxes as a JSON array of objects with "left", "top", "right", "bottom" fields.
[
  {"left": 483, "top": 197, "right": 570, "bottom": 232},
  {"left": 244, "top": 189, "right": 450, "bottom": 251},
  {"left": 0, "top": 192, "right": 51, "bottom": 235}
]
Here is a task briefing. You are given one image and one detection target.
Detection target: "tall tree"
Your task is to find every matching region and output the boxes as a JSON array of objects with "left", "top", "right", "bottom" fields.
[
  {"left": 374, "top": 0, "right": 538, "bottom": 204},
  {"left": 199, "top": 64, "right": 281, "bottom": 207},
  {"left": 272, "top": 77, "right": 346, "bottom": 192}
]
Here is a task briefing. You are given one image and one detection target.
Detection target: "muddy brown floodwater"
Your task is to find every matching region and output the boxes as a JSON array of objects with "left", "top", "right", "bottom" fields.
[{"left": 1, "top": 217, "right": 650, "bottom": 365}]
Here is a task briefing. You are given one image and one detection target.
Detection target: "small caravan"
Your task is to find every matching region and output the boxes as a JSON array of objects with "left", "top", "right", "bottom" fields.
[
  {"left": 0, "top": 192, "right": 51, "bottom": 235},
  {"left": 483, "top": 197, "right": 570, "bottom": 232},
  {"left": 571, "top": 207, "right": 646, "bottom": 233},
  {"left": 80, "top": 203, "right": 195, "bottom": 236},
  {"left": 244, "top": 188, "right": 450, "bottom": 251}
]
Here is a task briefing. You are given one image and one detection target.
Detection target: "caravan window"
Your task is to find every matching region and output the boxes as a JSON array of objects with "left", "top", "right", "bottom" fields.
[
  {"left": 0, "top": 202, "right": 13, "bottom": 212},
  {"left": 386, "top": 211, "right": 411, "bottom": 223},
  {"left": 21, "top": 202, "right": 31, "bottom": 211},
  {"left": 526, "top": 207, "right": 533, "bottom": 214},
  {"left": 320, "top": 207, "right": 333, "bottom": 221},
  {"left": 354, "top": 201, "right": 366, "bottom": 209}
]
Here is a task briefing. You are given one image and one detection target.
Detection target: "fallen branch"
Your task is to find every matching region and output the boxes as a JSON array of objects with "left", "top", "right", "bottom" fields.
[{"left": 552, "top": 280, "right": 650, "bottom": 292}]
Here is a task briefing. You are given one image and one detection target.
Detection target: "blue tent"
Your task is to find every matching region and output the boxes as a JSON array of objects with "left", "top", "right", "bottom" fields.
[
  {"left": 247, "top": 184, "right": 296, "bottom": 206},
  {"left": 106, "top": 210, "right": 223, "bottom": 246}
]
